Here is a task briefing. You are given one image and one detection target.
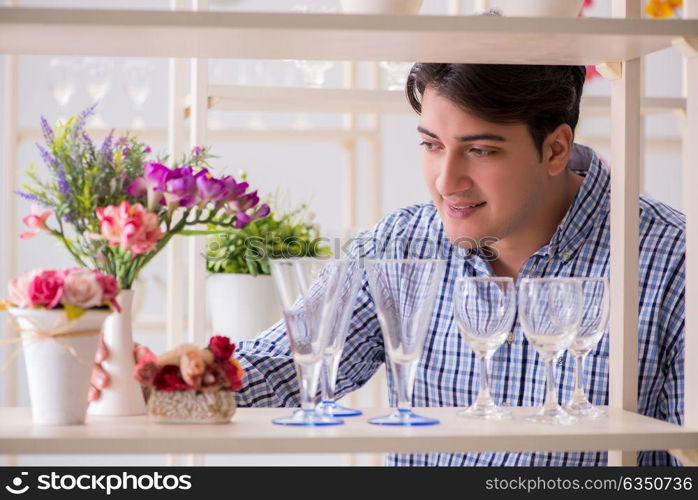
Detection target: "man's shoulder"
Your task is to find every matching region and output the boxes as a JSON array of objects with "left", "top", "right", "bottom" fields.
[{"left": 639, "top": 195, "right": 685, "bottom": 235}]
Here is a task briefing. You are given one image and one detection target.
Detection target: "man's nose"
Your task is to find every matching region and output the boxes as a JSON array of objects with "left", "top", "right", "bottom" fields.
[{"left": 435, "top": 152, "right": 473, "bottom": 195}]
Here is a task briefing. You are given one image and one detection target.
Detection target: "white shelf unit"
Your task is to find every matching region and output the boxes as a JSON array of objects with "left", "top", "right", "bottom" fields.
[{"left": 0, "top": 0, "right": 697, "bottom": 467}]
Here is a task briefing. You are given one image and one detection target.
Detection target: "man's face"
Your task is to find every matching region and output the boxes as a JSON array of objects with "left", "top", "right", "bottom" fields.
[{"left": 419, "top": 86, "right": 550, "bottom": 250}]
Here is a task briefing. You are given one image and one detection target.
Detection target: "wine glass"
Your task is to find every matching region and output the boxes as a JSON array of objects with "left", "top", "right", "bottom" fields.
[
  {"left": 122, "top": 60, "right": 153, "bottom": 129},
  {"left": 48, "top": 58, "right": 77, "bottom": 122},
  {"left": 364, "top": 259, "right": 446, "bottom": 426},
  {"left": 269, "top": 258, "right": 353, "bottom": 426},
  {"left": 453, "top": 277, "right": 516, "bottom": 420},
  {"left": 564, "top": 277, "right": 610, "bottom": 418},
  {"left": 315, "top": 260, "right": 363, "bottom": 417},
  {"left": 291, "top": 5, "right": 335, "bottom": 88},
  {"left": 518, "top": 277, "right": 583, "bottom": 425},
  {"left": 82, "top": 57, "right": 113, "bottom": 127},
  {"left": 379, "top": 61, "right": 413, "bottom": 91}
]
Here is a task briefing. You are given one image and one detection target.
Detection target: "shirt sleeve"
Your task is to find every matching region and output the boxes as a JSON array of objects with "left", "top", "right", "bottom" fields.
[{"left": 233, "top": 211, "right": 412, "bottom": 408}]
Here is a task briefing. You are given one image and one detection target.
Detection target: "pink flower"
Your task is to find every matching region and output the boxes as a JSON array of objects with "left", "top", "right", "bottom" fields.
[
  {"left": 93, "top": 271, "right": 121, "bottom": 312},
  {"left": 28, "top": 269, "right": 65, "bottom": 309},
  {"left": 62, "top": 269, "right": 104, "bottom": 309},
  {"left": 180, "top": 349, "right": 206, "bottom": 388},
  {"left": 20, "top": 204, "right": 53, "bottom": 240},
  {"left": 134, "top": 351, "right": 159, "bottom": 386},
  {"left": 8, "top": 269, "right": 40, "bottom": 308},
  {"left": 94, "top": 201, "right": 165, "bottom": 257}
]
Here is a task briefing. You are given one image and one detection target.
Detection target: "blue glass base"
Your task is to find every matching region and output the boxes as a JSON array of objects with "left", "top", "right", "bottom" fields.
[
  {"left": 272, "top": 408, "right": 344, "bottom": 427},
  {"left": 316, "top": 400, "right": 363, "bottom": 417},
  {"left": 368, "top": 408, "right": 440, "bottom": 426}
]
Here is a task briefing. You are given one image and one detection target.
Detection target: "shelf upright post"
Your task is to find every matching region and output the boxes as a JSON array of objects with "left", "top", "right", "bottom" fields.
[
  {"left": 680, "top": 0, "right": 698, "bottom": 440},
  {"left": 608, "top": 0, "right": 643, "bottom": 467},
  {"left": 166, "top": 0, "right": 188, "bottom": 468},
  {"left": 1, "top": 0, "right": 19, "bottom": 469},
  {"left": 188, "top": 0, "right": 209, "bottom": 467},
  {"left": 367, "top": 62, "right": 383, "bottom": 225},
  {"left": 341, "top": 62, "right": 358, "bottom": 241}
]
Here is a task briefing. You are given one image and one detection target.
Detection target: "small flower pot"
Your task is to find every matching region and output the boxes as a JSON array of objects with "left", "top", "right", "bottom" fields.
[
  {"left": 147, "top": 389, "right": 237, "bottom": 424},
  {"left": 9, "top": 307, "right": 109, "bottom": 425}
]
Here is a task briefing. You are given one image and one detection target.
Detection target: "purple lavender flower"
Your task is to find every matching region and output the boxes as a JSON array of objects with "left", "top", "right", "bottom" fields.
[
  {"left": 77, "top": 102, "right": 99, "bottom": 130},
  {"left": 100, "top": 129, "right": 114, "bottom": 159},
  {"left": 40, "top": 116, "right": 54, "bottom": 144},
  {"left": 81, "top": 131, "right": 94, "bottom": 151},
  {"left": 14, "top": 190, "right": 39, "bottom": 203},
  {"left": 35, "top": 144, "right": 57, "bottom": 169},
  {"left": 56, "top": 165, "right": 70, "bottom": 198}
]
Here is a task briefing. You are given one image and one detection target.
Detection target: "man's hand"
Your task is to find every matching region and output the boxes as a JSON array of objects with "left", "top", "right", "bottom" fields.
[{"left": 89, "top": 337, "right": 154, "bottom": 402}]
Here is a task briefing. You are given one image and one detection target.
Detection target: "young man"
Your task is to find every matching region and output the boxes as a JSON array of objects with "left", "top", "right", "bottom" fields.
[{"left": 92, "top": 63, "right": 685, "bottom": 466}]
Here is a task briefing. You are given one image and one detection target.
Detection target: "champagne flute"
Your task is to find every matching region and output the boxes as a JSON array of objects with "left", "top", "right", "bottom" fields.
[
  {"left": 315, "top": 260, "right": 363, "bottom": 417},
  {"left": 564, "top": 277, "right": 610, "bottom": 418},
  {"left": 453, "top": 277, "right": 516, "bottom": 419},
  {"left": 364, "top": 259, "right": 446, "bottom": 426},
  {"left": 518, "top": 277, "right": 583, "bottom": 425},
  {"left": 269, "top": 258, "right": 353, "bottom": 426},
  {"left": 82, "top": 57, "right": 113, "bottom": 127}
]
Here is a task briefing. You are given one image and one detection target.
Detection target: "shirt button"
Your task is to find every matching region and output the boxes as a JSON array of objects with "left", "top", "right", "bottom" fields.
[
  {"left": 501, "top": 401, "right": 509, "bottom": 407},
  {"left": 506, "top": 333, "right": 515, "bottom": 344},
  {"left": 557, "top": 357, "right": 565, "bottom": 367},
  {"left": 562, "top": 251, "right": 572, "bottom": 260}
]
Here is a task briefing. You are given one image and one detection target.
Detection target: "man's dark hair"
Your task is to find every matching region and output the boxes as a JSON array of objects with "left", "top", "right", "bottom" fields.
[{"left": 405, "top": 63, "right": 586, "bottom": 160}]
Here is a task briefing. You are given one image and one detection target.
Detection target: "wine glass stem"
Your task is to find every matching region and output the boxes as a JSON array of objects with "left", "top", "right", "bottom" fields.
[
  {"left": 573, "top": 353, "right": 589, "bottom": 400},
  {"left": 543, "top": 357, "right": 561, "bottom": 413},
  {"left": 475, "top": 353, "right": 494, "bottom": 406},
  {"left": 296, "top": 361, "right": 321, "bottom": 412},
  {"left": 392, "top": 361, "right": 414, "bottom": 412},
  {"left": 320, "top": 356, "right": 336, "bottom": 403}
]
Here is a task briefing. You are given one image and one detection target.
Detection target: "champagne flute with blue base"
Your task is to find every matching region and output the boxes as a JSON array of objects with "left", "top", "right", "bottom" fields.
[
  {"left": 316, "top": 260, "right": 364, "bottom": 417},
  {"left": 364, "top": 259, "right": 446, "bottom": 426},
  {"left": 269, "top": 258, "right": 351, "bottom": 426}
]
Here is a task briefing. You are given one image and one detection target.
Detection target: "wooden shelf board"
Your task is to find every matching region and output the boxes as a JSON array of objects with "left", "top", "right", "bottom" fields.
[
  {"left": 1, "top": 406, "right": 696, "bottom": 455},
  {"left": 1, "top": 8, "right": 697, "bottom": 64}
]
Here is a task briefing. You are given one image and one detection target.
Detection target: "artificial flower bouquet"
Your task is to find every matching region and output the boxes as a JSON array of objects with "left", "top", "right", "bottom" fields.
[
  {"left": 17, "top": 104, "right": 270, "bottom": 290},
  {"left": 0, "top": 267, "right": 121, "bottom": 425},
  {"left": 134, "top": 336, "right": 245, "bottom": 424}
]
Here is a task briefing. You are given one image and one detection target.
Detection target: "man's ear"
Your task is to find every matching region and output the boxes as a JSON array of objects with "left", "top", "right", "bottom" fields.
[{"left": 543, "top": 124, "right": 573, "bottom": 177}]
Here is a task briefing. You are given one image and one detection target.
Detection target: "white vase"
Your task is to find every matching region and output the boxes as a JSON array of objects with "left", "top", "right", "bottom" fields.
[
  {"left": 87, "top": 290, "right": 146, "bottom": 416},
  {"left": 207, "top": 273, "right": 282, "bottom": 342},
  {"left": 496, "top": 0, "right": 584, "bottom": 17},
  {"left": 9, "top": 307, "right": 109, "bottom": 425},
  {"left": 340, "top": 0, "right": 423, "bottom": 15}
]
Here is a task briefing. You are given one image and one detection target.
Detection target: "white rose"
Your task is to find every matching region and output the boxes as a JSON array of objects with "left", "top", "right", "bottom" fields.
[
  {"left": 8, "top": 269, "right": 40, "bottom": 308},
  {"left": 62, "top": 269, "right": 104, "bottom": 309}
]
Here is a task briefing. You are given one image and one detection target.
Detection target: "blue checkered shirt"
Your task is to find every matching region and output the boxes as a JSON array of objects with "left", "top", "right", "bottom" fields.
[{"left": 235, "top": 145, "right": 685, "bottom": 466}]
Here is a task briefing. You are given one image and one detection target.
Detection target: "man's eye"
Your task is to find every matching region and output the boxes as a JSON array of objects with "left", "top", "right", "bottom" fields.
[
  {"left": 470, "top": 148, "right": 495, "bottom": 158},
  {"left": 419, "top": 141, "right": 440, "bottom": 152}
]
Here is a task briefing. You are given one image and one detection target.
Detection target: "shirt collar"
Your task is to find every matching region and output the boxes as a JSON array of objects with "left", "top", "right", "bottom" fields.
[{"left": 546, "top": 144, "right": 610, "bottom": 261}]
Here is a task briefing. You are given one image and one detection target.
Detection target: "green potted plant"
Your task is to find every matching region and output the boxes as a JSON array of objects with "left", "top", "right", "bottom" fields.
[{"left": 205, "top": 192, "right": 332, "bottom": 341}]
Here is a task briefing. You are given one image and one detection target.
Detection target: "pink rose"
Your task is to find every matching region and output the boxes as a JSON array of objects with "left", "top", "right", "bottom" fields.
[
  {"left": 93, "top": 271, "right": 121, "bottom": 312},
  {"left": 180, "top": 349, "right": 206, "bottom": 388},
  {"left": 134, "top": 351, "right": 159, "bottom": 386},
  {"left": 93, "top": 201, "right": 164, "bottom": 257},
  {"left": 28, "top": 269, "right": 65, "bottom": 309},
  {"left": 8, "top": 269, "right": 40, "bottom": 308},
  {"left": 20, "top": 204, "right": 53, "bottom": 240},
  {"left": 62, "top": 269, "right": 104, "bottom": 309}
]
